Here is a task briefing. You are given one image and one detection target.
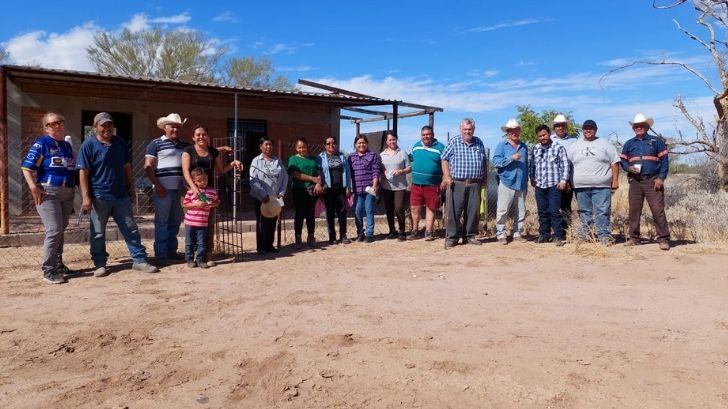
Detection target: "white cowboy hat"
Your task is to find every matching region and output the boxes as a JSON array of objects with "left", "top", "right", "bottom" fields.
[
  {"left": 260, "top": 195, "right": 282, "bottom": 218},
  {"left": 156, "top": 113, "right": 187, "bottom": 130},
  {"left": 500, "top": 118, "right": 521, "bottom": 132},
  {"left": 629, "top": 113, "right": 654, "bottom": 128},
  {"left": 552, "top": 114, "right": 569, "bottom": 125}
]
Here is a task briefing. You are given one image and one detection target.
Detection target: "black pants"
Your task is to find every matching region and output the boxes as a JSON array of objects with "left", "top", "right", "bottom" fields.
[
  {"left": 535, "top": 186, "right": 564, "bottom": 240},
  {"left": 292, "top": 188, "right": 316, "bottom": 236},
  {"left": 253, "top": 198, "right": 278, "bottom": 251},
  {"left": 560, "top": 188, "right": 573, "bottom": 232},
  {"left": 382, "top": 189, "right": 407, "bottom": 234},
  {"left": 445, "top": 181, "right": 481, "bottom": 240},
  {"left": 323, "top": 188, "right": 347, "bottom": 241}
]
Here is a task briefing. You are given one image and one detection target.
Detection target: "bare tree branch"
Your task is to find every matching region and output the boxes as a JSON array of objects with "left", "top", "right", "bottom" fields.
[
  {"left": 600, "top": 59, "right": 720, "bottom": 94},
  {"left": 653, "top": 0, "right": 688, "bottom": 9}
]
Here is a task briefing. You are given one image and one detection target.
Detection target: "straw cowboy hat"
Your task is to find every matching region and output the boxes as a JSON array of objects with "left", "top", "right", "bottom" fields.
[
  {"left": 629, "top": 113, "right": 654, "bottom": 128},
  {"left": 260, "top": 195, "right": 282, "bottom": 218},
  {"left": 156, "top": 113, "right": 187, "bottom": 130},
  {"left": 500, "top": 118, "right": 521, "bottom": 132},
  {"left": 552, "top": 114, "right": 569, "bottom": 125}
]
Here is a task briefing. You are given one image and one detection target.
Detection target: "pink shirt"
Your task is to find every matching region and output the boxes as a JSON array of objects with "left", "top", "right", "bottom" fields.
[{"left": 183, "top": 187, "right": 218, "bottom": 227}]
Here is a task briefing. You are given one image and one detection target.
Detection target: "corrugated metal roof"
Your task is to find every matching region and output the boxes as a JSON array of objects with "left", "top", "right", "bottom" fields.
[{"left": 1, "top": 64, "right": 394, "bottom": 105}]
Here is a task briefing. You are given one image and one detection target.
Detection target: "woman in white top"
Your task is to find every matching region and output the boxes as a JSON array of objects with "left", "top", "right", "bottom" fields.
[{"left": 379, "top": 131, "right": 411, "bottom": 240}]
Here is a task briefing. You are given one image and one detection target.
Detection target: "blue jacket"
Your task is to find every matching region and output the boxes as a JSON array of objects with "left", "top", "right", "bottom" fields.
[
  {"left": 492, "top": 139, "right": 529, "bottom": 190},
  {"left": 620, "top": 135, "right": 669, "bottom": 180},
  {"left": 317, "top": 151, "right": 351, "bottom": 189}
]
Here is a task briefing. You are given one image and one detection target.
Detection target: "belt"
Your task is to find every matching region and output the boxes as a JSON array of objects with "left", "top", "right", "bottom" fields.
[
  {"left": 629, "top": 174, "right": 657, "bottom": 181},
  {"left": 453, "top": 178, "right": 482, "bottom": 184},
  {"left": 41, "top": 181, "right": 74, "bottom": 188}
]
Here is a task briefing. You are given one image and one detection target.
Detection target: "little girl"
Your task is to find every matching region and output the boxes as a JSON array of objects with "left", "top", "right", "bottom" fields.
[{"left": 182, "top": 168, "right": 219, "bottom": 268}]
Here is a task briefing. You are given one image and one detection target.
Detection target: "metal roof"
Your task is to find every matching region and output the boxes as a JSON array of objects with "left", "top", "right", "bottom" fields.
[{"left": 1, "top": 65, "right": 395, "bottom": 106}]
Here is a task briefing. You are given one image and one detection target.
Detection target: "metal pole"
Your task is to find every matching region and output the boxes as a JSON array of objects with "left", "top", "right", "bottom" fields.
[
  {"left": 233, "top": 92, "right": 239, "bottom": 220},
  {"left": 0, "top": 68, "right": 8, "bottom": 235},
  {"left": 392, "top": 102, "right": 399, "bottom": 136},
  {"left": 277, "top": 139, "right": 283, "bottom": 249},
  {"left": 428, "top": 112, "right": 434, "bottom": 128}
]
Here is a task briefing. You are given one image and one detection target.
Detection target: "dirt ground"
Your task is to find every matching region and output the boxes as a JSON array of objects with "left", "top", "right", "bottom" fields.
[{"left": 1, "top": 236, "right": 728, "bottom": 409}]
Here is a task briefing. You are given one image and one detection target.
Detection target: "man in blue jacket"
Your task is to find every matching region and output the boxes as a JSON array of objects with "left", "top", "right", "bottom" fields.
[{"left": 620, "top": 114, "right": 670, "bottom": 250}]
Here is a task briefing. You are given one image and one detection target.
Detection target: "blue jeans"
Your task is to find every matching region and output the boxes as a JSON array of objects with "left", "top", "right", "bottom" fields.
[
  {"left": 90, "top": 197, "right": 148, "bottom": 267},
  {"left": 535, "top": 186, "right": 564, "bottom": 240},
  {"left": 574, "top": 187, "right": 612, "bottom": 240},
  {"left": 354, "top": 192, "right": 375, "bottom": 237},
  {"left": 185, "top": 225, "right": 208, "bottom": 262},
  {"left": 153, "top": 189, "right": 183, "bottom": 259}
]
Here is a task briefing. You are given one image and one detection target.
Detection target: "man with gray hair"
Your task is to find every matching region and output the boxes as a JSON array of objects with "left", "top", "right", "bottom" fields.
[
  {"left": 77, "top": 112, "right": 158, "bottom": 276},
  {"left": 441, "top": 118, "right": 488, "bottom": 248}
]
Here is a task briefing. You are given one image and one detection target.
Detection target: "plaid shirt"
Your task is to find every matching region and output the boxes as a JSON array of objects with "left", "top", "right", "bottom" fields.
[
  {"left": 529, "top": 142, "right": 569, "bottom": 188},
  {"left": 441, "top": 135, "right": 487, "bottom": 180},
  {"left": 348, "top": 150, "right": 381, "bottom": 194}
]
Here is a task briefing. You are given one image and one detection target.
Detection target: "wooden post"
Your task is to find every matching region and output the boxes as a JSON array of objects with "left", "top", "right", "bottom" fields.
[
  {"left": 428, "top": 112, "right": 434, "bottom": 128},
  {"left": 392, "top": 102, "right": 399, "bottom": 136},
  {"left": 0, "top": 68, "right": 8, "bottom": 235},
  {"left": 276, "top": 139, "right": 282, "bottom": 249},
  {"left": 355, "top": 122, "right": 360, "bottom": 137}
]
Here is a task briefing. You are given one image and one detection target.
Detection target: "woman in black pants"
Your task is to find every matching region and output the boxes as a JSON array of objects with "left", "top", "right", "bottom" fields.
[
  {"left": 287, "top": 138, "right": 320, "bottom": 248},
  {"left": 314, "top": 136, "right": 352, "bottom": 245},
  {"left": 379, "top": 132, "right": 411, "bottom": 240}
]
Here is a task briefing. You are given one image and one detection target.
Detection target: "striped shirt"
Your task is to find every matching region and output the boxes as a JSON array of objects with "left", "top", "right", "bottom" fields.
[
  {"left": 348, "top": 150, "right": 381, "bottom": 194},
  {"left": 410, "top": 139, "right": 445, "bottom": 185},
  {"left": 441, "top": 135, "right": 487, "bottom": 180},
  {"left": 183, "top": 187, "right": 218, "bottom": 227},
  {"left": 145, "top": 136, "right": 190, "bottom": 190},
  {"left": 529, "top": 142, "right": 569, "bottom": 189}
]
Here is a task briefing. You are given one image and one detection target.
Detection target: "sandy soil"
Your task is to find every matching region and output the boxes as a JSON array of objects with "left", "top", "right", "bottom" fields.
[{"left": 1, "top": 237, "right": 728, "bottom": 409}]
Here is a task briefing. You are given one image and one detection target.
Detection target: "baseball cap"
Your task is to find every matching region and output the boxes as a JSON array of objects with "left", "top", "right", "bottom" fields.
[{"left": 93, "top": 112, "right": 113, "bottom": 125}]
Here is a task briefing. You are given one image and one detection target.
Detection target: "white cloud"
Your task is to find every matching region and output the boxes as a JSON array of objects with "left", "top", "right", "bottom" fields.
[
  {"left": 3, "top": 23, "right": 99, "bottom": 71},
  {"left": 517, "top": 60, "right": 535, "bottom": 67},
  {"left": 464, "top": 18, "right": 549, "bottom": 33},
  {"left": 122, "top": 12, "right": 191, "bottom": 33},
  {"left": 213, "top": 11, "right": 239, "bottom": 23},
  {"left": 266, "top": 42, "right": 314, "bottom": 55}
]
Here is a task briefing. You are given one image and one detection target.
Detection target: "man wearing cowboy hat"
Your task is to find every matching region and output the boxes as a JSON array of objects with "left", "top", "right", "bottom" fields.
[
  {"left": 144, "top": 113, "right": 191, "bottom": 264},
  {"left": 492, "top": 118, "right": 529, "bottom": 244},
  {"left": 551, "top": 114, "right": 578, "bottom": 232},
  {"left": 441, "top": 118, "right": 488, "bottom": 248},
  {"left": 620, "top": 114, "right": 670, "bottom": 250}
]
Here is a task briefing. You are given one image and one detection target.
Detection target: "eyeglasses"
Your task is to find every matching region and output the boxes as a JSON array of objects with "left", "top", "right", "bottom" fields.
[{"left": 45, "top": 120, "right": 64, "bottom": 127}]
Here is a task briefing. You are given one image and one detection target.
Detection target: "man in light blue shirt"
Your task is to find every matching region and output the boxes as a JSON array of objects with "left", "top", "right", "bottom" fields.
[
  {"left": 551, "top": 114, "right": 579, "bottom": 233},
  {"left": 492, "top": 118, "right": 529, "bottom": 244}
]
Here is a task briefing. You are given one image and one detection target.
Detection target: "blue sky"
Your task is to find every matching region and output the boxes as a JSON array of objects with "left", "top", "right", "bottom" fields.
[{"left": 0, "top": 0, "right": 720, "bottom": 153}]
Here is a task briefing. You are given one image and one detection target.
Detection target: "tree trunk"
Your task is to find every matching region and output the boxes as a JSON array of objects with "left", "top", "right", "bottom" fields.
[{"left": 720, "top": 99, "right": 728, "bottom": 192}]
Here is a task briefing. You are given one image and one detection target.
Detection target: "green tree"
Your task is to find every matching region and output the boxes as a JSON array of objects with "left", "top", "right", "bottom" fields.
[
  {"left": 515, "top": 105, "right": 580, "bottom": 145},
  {"left": 87, "top": 28, "right": 226, "bottom": 83},
  {"left": 221, "top": 56, "right": 292, "bottom": 90}
]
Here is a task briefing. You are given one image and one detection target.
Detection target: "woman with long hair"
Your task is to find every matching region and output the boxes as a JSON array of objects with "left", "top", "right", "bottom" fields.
[
  {"left": 348, "top": 135, "right": 381, "bottom": 243},
  {"left": 379, "top": 131, "right": 411, "bottom": 241}
]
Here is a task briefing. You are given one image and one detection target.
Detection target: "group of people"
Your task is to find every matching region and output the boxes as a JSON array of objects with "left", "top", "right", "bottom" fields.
[{"left": 21, "top": 109, "right": 671, "bottom": 285}]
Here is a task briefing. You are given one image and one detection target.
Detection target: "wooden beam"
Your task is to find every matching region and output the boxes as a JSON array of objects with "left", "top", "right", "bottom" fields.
[
  {"left": 351, "top": 109, "right": 430, "bottom": 123},
  {"left": 392, "top": 102, "right": 398, "bottom": 137},
  {"left": 397, "top": 101, "right": 444, "bottom": 111},
  {"left": 343, "top": 107, "right": 390, "bottom": 116},
  {"left": 429, "top": 113, "right": 435, "bottom": 128},
  {"left": 339, "top": 115, "right": 362, "bottom": 121},
  {"left": 298, "top": 79, "right": 378, "bottom": 99}
]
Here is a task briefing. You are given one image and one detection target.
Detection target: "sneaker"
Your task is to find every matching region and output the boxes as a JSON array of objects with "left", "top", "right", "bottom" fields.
[
  {"left": 536, "top": 236, "right": 550, "bottom": 244},
  {"left": 265, "top": 246, "right": 279, "bottom": 253},
  {"left": 659, "top": 240, "right": 670, "bottom": 251},
  {"left": 365, "top": 236, "right": 374, "bottom": 243},
  {"left": 386, "top": 232, "right": 399, "bottom": 240},
  {"left": 328, "top": 238, "right": 336, "bottom": 245},
  {"left": 554, "top": 239, "right": 565, "bottom": 247},
  {"left": 57, "top": 263, "right": 76, "bottom": 277},
  {"left": 307, "top": 235, "right": 317, "bottom": 247},
  {"left": 197, "top": 261, "right": 210, "bottom": 269},
  {"left": 93, "top": 266, "right": 109, "bottom": 277},
  {"left": 444, "top": 239, "right": 456, "bottom": 249},
  {"left": 512, "top": 235, "right": 525, "bottom": 243},
  {"left": 187, "top": 261, "right": 197, "bottom": 268},
  {"left": 206, "top": 260, "right": 217, "bottom": 267},
  {"left": 424, "top": 231, "right": 436, "bottom": 241},
  {"left": 408, "top": 230, "right": 423, "bottom": 240},
  {"left": 465, "top": 237, "right": 482, "bottom": 245},
  {"left": 398, "top": 233, "right": 407, "bottom": 241},
  {"left": 43, "top": 272, "right": 65, "bottom": 284},
  {"left": 498, "top": 238, "right": 508, "bottom": 245},
  {"left": 624, "top": 238, "right": 639, "bottom": 246},
  {"left": 339, "top": 237, "right": 352, "bottom": 245},
  {"left": 132, "top": 262, "right": 159, "bottom": 274},
  {"left": 357, "top": 234, "right": 365, "bottom": 242}
]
